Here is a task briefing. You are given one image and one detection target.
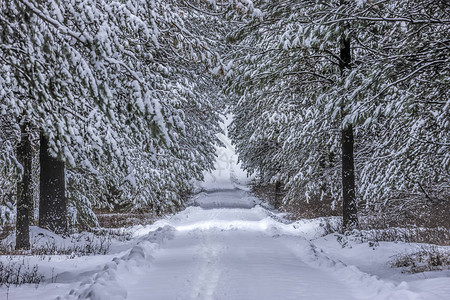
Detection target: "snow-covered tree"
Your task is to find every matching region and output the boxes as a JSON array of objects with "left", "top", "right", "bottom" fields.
[
  {"left": 226, "top": 0, "right": 449, "bottom": 230},
  {"left": 0, "top": 113, "right": 19, "bottom": 229},
  {"left": 0, "top": 0, "right": 224, "bottom": 236},
  {"left": 350, "top": 0, "right": 450, "bottom": 205}
]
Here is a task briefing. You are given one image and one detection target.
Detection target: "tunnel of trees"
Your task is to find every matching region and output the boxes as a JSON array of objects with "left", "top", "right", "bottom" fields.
[{"left": 0, "top": 0, "right": 448, "bottom": 249}]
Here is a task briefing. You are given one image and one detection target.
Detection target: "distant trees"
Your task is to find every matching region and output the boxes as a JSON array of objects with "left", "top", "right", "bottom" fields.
[{"left": 226, "top": 0, "right": 449, "bottom": 230}]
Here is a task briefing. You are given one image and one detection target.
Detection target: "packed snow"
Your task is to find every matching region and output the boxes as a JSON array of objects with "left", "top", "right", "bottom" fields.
[{"left": 1, "top": 116, "right": 449, "bottom": 300}]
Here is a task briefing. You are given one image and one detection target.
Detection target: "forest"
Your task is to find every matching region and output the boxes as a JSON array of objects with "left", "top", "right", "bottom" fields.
[{"left": 0, "top": 0, "right": 449, "bottom": 299}]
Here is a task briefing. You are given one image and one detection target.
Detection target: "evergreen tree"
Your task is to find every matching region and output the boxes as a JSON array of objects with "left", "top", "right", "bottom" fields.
[
  {"left": 226, "top": 0, "right": 449, "bottom": 229},
  {"left": 1, "top": 0, "right": 224, "bottom": 231}
]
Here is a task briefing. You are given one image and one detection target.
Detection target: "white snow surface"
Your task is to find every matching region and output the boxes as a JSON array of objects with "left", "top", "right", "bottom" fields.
[
  {"left": 2, "top": 117, "right": 449, "bottom": 299},
  {"left": 3, "top": 189, "right": 447, "bottom": 300}
]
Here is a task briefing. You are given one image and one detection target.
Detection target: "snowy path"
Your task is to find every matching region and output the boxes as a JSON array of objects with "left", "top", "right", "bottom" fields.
[
  {"left": 3, "top": 188, "right": 444, "bottom": 300},
  {"left": 123, "top": 193, "right": 355, "bottom": 299},
  {"left": 90, "top": 189, "right": 422, "bottom": 300}
]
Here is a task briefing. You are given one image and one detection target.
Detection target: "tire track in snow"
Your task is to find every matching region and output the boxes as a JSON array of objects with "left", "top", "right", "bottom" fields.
[{"left": 189, "top": 231, "right": 223, "bottom": 300}]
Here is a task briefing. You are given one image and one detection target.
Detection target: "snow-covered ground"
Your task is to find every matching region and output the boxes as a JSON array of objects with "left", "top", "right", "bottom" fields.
[{"left": 1, "top": 115, "right": 449, "bottom": 300}]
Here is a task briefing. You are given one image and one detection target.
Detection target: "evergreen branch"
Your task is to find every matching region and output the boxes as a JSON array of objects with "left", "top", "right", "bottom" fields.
[
  {"left": 320, "top": 16, "right": 450, "bottom": 25},
  {"left": 370, "top": 60, "right": 448, "bottom": 102},
  {"left": 18, "top": 0, "right": 88, "bottom": 44}
]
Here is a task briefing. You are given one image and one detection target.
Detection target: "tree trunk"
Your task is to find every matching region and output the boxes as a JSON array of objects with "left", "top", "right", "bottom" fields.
[
  {"left": 341, "top": 123, "right": 358, "bottom": 230},
  {"left": 274, "top": 180, "right": 281, "bottom": 209},
  {"left": 340, "top": 34, "right": 358, "bottom": 231},
  {"left": 15, "top": 123, "right": 33, "bottom": 250},
  {"left": 39, "top": 133, "right": 67, "bottom": 234}
]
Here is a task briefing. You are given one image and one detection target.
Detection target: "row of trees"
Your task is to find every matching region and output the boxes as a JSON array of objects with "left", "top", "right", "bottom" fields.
[
  {"left": 1, "top": 0, "right": 447, "bottom": 248},
  {"left": 0, "top": 0, "right": 242, "bottom": 249},
  {"left": 226, "top": 0, "right": 449, "bottom": 230}
]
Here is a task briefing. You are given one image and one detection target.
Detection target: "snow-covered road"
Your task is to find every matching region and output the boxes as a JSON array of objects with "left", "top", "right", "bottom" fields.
[
  {"left": 3, "top": 187, "right": 447, "bottom": 300},
  {"left": 62, "top": 188, "right": 425, "bottom": 300},
  {"left": 122, "top": 189, "right": 361, "bottom": 300}
]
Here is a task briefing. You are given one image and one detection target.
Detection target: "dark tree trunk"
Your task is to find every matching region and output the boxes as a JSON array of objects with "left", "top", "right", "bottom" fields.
[
  {"left": 15, "top": 123, "right": 33, "bottom": 250},
  {"left": 274, "top": 180, "right": 281, "bottom": 209},
  {"left": 341, "top": 123, "right": 358, "bottom": 230},
  {"left": 340, "top": 34, "right": 358, "bottom": 231},
  {"left": 39, "top": 133, "right": 67, "bottom": 234}
]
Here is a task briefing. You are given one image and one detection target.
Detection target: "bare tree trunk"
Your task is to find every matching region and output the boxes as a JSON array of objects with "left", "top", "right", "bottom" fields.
[
  {"left": 340, "top": 34, "right": 358, "bottom": 231},
  {"left": 15, "top": 123, "right": 33, "bottom": 250},
  {"left": 39, "top": 132, "right": 67, "bottom": 234},
  {"left": 341, "top": 123, "right": 358, "bottom": 230},
  {"left": 274, "top": 180, "right": 281, "bottom": 209}
]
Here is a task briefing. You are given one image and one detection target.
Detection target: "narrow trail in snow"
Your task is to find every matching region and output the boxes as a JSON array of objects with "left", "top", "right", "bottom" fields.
[
  {"left": 115, "top": 189, "right": 417, "bottom": 300},
  {"left": 123, "top": 190, "right": 339, "bottom": 299}
]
